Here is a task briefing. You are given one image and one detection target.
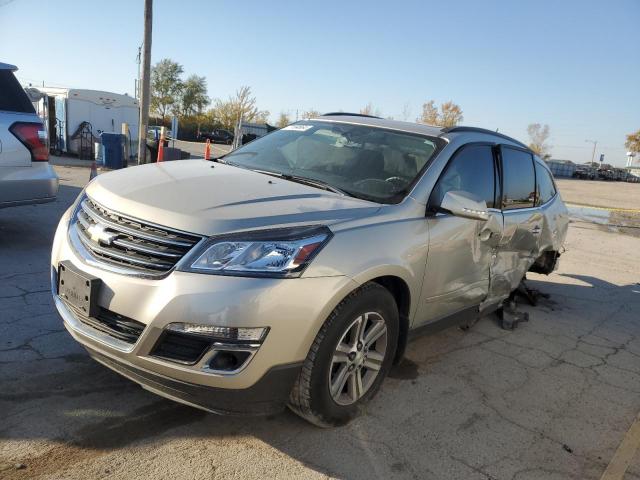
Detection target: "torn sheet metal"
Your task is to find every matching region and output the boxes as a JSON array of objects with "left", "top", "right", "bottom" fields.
[{"left": 481, "top": 200, "right": 569, "bottom": 311}]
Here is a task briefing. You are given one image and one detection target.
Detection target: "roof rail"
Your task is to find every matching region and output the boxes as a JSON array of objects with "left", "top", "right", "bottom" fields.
[
  {"left": 321, "top": 112, "right": 382, "bottom": 119},
  {"left": 441, "top": 126, "right": 529, "bottom": 150}
]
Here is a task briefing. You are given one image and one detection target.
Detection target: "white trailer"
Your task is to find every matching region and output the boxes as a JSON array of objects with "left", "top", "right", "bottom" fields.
[{"left": 30, "top": 87, "right": 139, "bottom": 157}]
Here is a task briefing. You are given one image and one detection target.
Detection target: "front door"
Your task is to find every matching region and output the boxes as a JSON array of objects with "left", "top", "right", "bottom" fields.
[{"left": 416, "top": 143, "right": 502, "bottom": 327}]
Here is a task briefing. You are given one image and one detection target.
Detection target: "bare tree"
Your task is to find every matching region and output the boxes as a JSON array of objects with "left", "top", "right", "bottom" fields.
[
  {"left": 401, "top": 102, "right": 412, "bottom": 121},
  {"left": 527, "top": 123, "right": 552, "bottom": 158},
  {"left": 301, "top": 109, "right": 321, "bottom": 119},
  {"left": 360, "top": 102, "right": 381, "bottom": 117},
  {"left": 277, "top": 112, "right": 291, "bottom": 128},
  {"left": 207, "top": 86, "right": 269, "bottom": 130}
]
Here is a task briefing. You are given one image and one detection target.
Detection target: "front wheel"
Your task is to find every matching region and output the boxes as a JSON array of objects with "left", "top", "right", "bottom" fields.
[{"left": 288, "top": 282, "right": 399, "bottom": 427}]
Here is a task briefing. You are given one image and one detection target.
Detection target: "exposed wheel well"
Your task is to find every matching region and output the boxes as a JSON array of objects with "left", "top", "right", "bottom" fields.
[
  {"left": 528, "top": 249, "right": 560, "bottom": 275},
  {"left": 370, "top": 276, "right": 411, "bottom": 364}
]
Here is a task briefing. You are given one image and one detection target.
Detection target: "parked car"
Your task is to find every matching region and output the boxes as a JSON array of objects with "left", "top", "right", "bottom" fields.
[
  {"left": 572, "top": 166, "right": 595, "bottom": 180},
  {"left": 148, "top": 126, "right": 172, "bottom": 140},
  {"left": 51, "top": 114, "right": 568, "bottom": 426},
  {"left": 199, "top": 128, "right": 234, "bottom": 145},
  {"left": 597, "top": 169, "right": 614, "bottom": 181},
  {"left": 0, "top": 62, "right": 59, "bottom": 208}
]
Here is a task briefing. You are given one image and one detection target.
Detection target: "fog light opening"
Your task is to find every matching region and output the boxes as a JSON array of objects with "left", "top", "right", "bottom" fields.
[{"left": 208, "top": 350, "right": 252, "bottom": 372}]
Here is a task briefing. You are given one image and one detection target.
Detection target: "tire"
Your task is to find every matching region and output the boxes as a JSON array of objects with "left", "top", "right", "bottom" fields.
[{"left": 288, "top": 282, "right": 399, "bottom": 427}]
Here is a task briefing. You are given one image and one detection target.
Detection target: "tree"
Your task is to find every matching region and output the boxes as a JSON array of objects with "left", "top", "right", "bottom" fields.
[
  {"left": 401, "top": 102, "right": 412, "bottom": 121},
  {"left": 301, "top": 109, "right": 321, "bottom": 119},
  {"left": 150, "top": 59, "right": 184, "bottom": 123},
  {"left": 360, "top": 102, "right": 381, "bottom": 117},
  {"left": 625, "top": 130, "right": 640, "bottom": 153},
  {"left": 253, "top": 110, "right": 271, "bottom": 124},
  {"left": 419, "top": 100, "right": 439, "bottom": 125},
  {"left": 527, "top": 123, "right": 552, "bottom": 158},
  {"left": 440, "top": 101, "right": 463, "bottom": 128},
  {"left": 207, "top": 86, "right": 269, "bottom": 130},
  {"left": 418, "top": 100, "right": 463, "bottom": 127},
  {"left": 177, "top": 75, "right": 209, "bottom": 117},
  {"left": 277, "top": 112, "right": 291, "bottom": 128}
]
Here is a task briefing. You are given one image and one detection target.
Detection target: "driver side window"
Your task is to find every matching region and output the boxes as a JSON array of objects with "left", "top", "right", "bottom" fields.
[{"left": 429, "top": 144, "right": 497, "bottom": 210}]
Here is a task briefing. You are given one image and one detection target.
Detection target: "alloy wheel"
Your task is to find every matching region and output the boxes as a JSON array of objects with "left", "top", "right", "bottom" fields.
[{"left": 328, "top": 312, "right": 388, "bottom": 406}]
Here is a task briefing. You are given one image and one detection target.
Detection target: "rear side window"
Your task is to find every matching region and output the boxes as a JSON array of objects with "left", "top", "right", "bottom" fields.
[
  {"left": 501, "top": 147, "right": 535, "bottom": 210},
  {"left": 535, "top": 162, "right": 557, "bottom": 205},
  {"left": 0, "top": 70, "right": 35, "bottom": 113},
  {"left": 429, "top": 144, "right": 496, "bottom": 209}
]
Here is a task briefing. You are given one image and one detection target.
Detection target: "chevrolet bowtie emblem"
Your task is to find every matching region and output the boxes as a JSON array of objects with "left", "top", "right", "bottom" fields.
[{"left": 87, "top": 223, "right": 118, "bottom": 245}]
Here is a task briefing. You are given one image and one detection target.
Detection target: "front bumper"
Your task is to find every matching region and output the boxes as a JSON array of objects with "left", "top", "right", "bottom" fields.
[
  {"left": 87, "top": 347, "right": 302, "bottom": 415},
  {"left": 51, "top": 209, "right": 358, "bottom": 413}
]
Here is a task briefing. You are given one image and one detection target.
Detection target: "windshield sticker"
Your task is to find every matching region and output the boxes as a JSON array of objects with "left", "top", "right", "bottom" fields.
[{"left": 282, "top": 124, "right": 314, "bottom": 132}]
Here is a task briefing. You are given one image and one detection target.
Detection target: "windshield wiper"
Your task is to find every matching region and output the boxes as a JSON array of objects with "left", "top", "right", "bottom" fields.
[
  {"left": 248, "top": 169, "right": 350, "bottom": 196},
  {"left": 282, "top": 174, "right": 350, "bottom": 196}
]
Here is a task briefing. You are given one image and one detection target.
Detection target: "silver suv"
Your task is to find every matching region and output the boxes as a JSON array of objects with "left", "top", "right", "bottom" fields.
[
  {"left": 51, "top": 114, "right": 568, "bottom": 426},
  {"left": 0, "top": 62, "right": 58, "bottom": 207}
]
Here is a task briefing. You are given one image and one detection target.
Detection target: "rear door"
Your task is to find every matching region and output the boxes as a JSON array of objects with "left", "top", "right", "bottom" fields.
[
  {"left": 0, "top": 68, "right": 38, "bottom": 167},
  {"left": 485, "top": 146, "right": 542, "bottom": 302}
]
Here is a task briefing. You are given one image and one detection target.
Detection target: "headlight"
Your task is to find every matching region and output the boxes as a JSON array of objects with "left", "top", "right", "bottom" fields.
[{"left": 181, "top": 226, "right": 332, "bottom": 277}]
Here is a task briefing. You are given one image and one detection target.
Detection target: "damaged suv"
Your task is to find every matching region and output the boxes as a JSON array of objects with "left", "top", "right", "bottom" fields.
[{"left": 51, "top": 114, "right": 568, "bottom": 426}]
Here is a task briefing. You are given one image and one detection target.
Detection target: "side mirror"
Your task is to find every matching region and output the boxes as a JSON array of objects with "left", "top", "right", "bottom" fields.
[{"left": 439, "top": 190, "right": 489, "bottom": 221}]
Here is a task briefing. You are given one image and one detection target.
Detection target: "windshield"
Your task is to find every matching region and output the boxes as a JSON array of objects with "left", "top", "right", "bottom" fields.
[{"left": 222, "top": 120, "right": 441, "bottom": 203}]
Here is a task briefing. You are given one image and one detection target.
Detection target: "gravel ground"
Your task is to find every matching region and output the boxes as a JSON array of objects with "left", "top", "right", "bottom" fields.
[
  {"left": 555, "top": 178, "right": 640, "bottom": 210},
  {"left": 0, "top": 166, "right": 639, "bottom": 479}
]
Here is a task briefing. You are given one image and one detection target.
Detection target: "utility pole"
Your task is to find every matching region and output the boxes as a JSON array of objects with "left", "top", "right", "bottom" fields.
[
  {"left": 137, "top": 0, "right": 152, "bottom": 165},
  {"left": 135, "top": 44, "right": 142, "bottom": 100},
  {"left": 585, "top": 139, "right": 598, "bottom": 165}
]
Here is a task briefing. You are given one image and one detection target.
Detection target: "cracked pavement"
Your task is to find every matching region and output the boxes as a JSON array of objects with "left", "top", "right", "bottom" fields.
[{"left": 1, "top": 166, "right": 639, "bottom": 479}]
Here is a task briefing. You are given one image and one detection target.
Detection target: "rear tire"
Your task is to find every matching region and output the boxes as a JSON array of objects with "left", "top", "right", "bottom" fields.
[{"left": 288, "top": 282, "right": 399, "bottom": 427}]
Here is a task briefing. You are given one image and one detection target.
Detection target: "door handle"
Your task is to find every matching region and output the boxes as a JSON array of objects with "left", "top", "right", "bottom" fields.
[
  {"left": 479, "top": 229, "right": 494, "bottom": 241},
  {"left": 531, "top": 226, "right": 542, "bottom": 235}
]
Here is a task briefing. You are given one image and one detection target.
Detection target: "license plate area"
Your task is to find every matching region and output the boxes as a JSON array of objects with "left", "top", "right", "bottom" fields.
[{"left": 58, "top": 261, "right": 101, "bottom": 317}]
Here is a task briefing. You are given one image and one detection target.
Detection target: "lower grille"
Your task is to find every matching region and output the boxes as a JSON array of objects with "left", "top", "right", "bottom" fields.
[
  {"left": 150, "top": 331, "right": 212, "bottom": 365},
  {"left": 64, "top": 300, "right": 145, "bottom": 344}
]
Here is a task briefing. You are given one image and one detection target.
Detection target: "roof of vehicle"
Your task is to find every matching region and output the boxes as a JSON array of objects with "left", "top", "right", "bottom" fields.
[
  {"left": 0, "top": 62, "right": 18, "bottom": 71},
  {"left": 314, "top": 114, "right": 444, "bottom": 137},
  {"left": 313, "top": 114, "right": 529, "bottom": 149}
]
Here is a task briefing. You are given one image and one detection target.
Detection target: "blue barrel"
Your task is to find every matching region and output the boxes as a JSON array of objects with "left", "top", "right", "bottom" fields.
[{"left": 100, "top": 133, "right": 126, "bottom": 170}]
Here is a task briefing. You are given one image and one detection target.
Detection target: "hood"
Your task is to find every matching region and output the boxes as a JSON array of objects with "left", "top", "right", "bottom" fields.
[{"left": 86, "top": 160, "right": 380, "bottom": 236}]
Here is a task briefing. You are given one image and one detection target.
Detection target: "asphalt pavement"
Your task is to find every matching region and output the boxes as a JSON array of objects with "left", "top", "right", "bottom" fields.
[{"left": 1, "top": 165, "right": 640, "bottom": 480}]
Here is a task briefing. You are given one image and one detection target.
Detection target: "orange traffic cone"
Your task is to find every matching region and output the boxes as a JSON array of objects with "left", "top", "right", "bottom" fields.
[
  {"left": 157, "top": 127, "right": 165, "bottom": 162},
  {"left": 204, "top": 139, "right": 211, "bottom": 160},
  {"left": 89, "top": 160, "right": 98, "bottom": 180}
]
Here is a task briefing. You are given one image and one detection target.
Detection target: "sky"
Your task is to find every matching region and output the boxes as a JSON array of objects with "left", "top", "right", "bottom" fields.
[{"left": 1, "top": 0, "right": 638, "bottom": 166}]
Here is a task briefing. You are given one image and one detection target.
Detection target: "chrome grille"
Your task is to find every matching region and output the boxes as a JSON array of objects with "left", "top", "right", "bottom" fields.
[{"left": 72, "top": 196, "right": 202, "bottom": 275}]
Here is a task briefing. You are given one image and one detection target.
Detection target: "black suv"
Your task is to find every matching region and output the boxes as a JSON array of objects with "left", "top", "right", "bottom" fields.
[{"left": 199, "top": 129, "right": 234, "bottom": 145}]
